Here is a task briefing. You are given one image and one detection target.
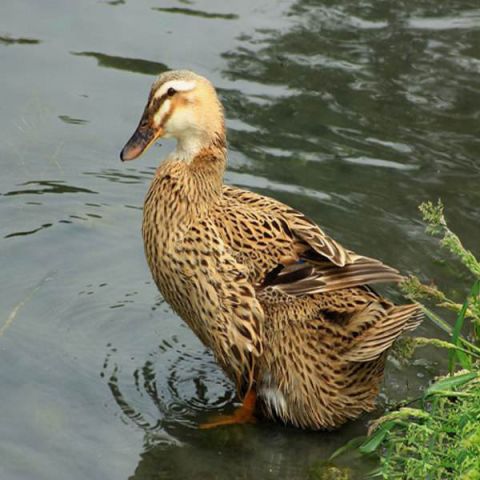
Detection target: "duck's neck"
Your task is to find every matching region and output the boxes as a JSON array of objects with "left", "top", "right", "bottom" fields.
[
  {"left": 171, "top": 129, "right": 227, "bottom": 206},
  {"left": 173, "top": 129, "right": 226, "bottom": 163},
  {"left": 173, "top": 134, "right": 206, "bottom": 163}
]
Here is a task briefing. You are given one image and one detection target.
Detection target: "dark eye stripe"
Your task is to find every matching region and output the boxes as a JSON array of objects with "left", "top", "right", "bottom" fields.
[{"left": 149, "top": 91, "right": 172, "bottom": 113}]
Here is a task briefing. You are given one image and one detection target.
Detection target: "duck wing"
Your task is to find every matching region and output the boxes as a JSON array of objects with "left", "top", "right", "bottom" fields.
[
  {"left": 179, "top": 218, "right": 264, "bottom": 390},
  {"left": 221, "top": 186, "right": 403, "bottom": 295},
  {"left": 261, "top": 257, "right": 402, "bottom": 295},
  {"left": 222, "top": 185, "right": 350, "bottom": 267}
]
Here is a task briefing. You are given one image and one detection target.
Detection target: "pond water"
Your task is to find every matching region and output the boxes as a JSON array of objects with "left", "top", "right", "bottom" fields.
[{"left": 1, "top": 0, "right": 479, "bottom": 478}]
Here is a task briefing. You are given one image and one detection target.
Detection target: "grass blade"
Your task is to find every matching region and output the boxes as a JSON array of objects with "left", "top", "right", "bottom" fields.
[
  {"left": 449, "top": 281, "right": 480, "bottom": 373},
  {"left": 329, "top": 435, "right": 366, "bottom": 460},
  {"left": 449, "top": 299, "right": 470, "bottom": 372},
  {"left": 471, "top": 281, "right": 480, "bottom": 341},
  {"left": 359, "top": 421, "right": 397, "bottom": 454},
  {"left": 425, "top": 372, "right": 477, "bottom": 398}
]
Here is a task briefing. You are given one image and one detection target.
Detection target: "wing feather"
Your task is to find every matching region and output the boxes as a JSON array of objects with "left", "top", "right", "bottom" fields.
[
  {"left": 222, "top": 186, "right": 352, "bottom": 267},
  {"left": 221, "top": 186, "right": 404, "bottom": 296},
  {"left": 264, "top": 256, "right": 403, "bottom": 296}
]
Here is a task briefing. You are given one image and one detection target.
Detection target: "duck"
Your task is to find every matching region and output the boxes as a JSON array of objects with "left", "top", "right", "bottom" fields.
[{"left": 120, "top": 70, "right": 422, "bottom": 430}]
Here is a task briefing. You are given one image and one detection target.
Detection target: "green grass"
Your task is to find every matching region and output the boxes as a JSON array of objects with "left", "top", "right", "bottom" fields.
[
  {"left": 361, "top": 372, "right": 480, "bottom": 479},
  {"left": 330, "top": 200, "right": 480, "bottom": 480}
]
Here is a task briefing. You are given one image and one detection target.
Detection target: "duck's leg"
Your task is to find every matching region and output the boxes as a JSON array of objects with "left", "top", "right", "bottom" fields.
[{"left": 199, "top": 389, "right": 257, "bottom": 429}]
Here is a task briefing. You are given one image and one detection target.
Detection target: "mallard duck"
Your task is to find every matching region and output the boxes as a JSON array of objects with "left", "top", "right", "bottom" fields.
[{"left": 120, "top": 70, "right": 422, "bottom": 430}]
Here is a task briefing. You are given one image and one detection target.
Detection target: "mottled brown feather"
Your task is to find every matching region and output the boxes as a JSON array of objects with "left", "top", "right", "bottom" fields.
[{"left": 131, "top": 70, "right": 423, "bottom": 430}]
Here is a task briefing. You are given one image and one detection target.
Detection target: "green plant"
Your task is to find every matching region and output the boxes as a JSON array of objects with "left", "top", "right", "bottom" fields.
[
  {"left": 361, "top": 373, "right": 480, "bottom": 479},
  {"left": 330, "top": 200, "right": 480, "bottom": 479}
]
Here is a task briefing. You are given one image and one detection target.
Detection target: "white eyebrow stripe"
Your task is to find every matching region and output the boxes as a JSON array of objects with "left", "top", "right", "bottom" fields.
[
  {"left": 153, "top": 99, "right": 171, "bottom": 126},
  {"left": 154, "top": 79, "right": 197, "bottom": 99}
]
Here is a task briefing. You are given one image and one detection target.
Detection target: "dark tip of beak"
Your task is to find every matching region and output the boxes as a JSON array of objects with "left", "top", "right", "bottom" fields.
[
  {"left": 120, "top": 145, "right": 133, "bottom": 162},
  {"left": 120, "top": 142, "right": 144, "bottom": 162},
  {"left": 120, "top": 128, "right": 153, "bottom": 162}
]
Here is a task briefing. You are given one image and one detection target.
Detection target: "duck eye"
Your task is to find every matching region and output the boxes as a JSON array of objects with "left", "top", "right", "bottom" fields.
[{"left": 167, "top": 87, "right": 176, "bottom": 97}]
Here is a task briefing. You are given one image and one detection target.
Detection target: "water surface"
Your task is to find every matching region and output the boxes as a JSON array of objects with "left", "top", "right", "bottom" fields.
[{"left": 1, "top": 0, "right": 479, "bottom": 479}]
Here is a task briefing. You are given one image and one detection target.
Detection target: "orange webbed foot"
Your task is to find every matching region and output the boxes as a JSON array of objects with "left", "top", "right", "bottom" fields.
[{"left": 199, "top": 390, "right": 257, "bottom": 429}]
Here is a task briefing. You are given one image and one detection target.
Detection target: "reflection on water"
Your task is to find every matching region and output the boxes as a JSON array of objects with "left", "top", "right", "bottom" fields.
[
  {"left": 104, "top": 340, "right": 234, "bottom": 430},
  {"left": 73, "top": 52, "right": 169, "bottom": 75},
  {"left": 0, "top": 35, "right": 41, "bottom": 46},
  {"left": 3, "top": 180, "right": 97, "bottom": 196},
  {"left": 5, "top": 223, "right": 53, "bottom": 239},
  {"left": 103, "top": 337, "right": 378, "bottom": 480},
  {"left": 408, "top": 9, "right": 480, "bottom": 30},
  {"left": 222, "top": 1, "right": 480, "bottom": 186},
  {"left": 0, "top": 0, "right": 478, "bottom": 479},
  {"left": 58, "top": 115, "right": 89, "bottom": 125},
  {"left": 152, "top": 7, "right": 239, "bottom": 20},
  {"left": 84, "top": 167, "right": 155, "bottom": 184},
  {"left": 220, "top": 0, "right": 480, "bottom": 275},
  {"left": 2, "top": 179, "right": 104, "bottom": 238}
]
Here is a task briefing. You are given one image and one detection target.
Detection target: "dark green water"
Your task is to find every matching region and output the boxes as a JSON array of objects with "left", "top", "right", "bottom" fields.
[{"left": 1, "top": 1, "right": 479, "bottom": 478}]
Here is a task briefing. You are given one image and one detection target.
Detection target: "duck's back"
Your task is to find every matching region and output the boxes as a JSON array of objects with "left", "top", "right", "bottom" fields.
[{"left": 207, "top": 185, "right": 422, "bottom": 429}]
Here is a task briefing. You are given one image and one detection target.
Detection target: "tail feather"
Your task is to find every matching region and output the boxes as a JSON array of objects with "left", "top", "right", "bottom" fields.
[{"left": 344, "top": 303, "right": 423, "bottom": 363}]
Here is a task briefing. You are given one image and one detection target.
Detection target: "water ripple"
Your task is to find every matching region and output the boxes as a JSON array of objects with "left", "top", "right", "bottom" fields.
[
  {"left": 103, "top": 338, "right": 235, "bottom": 435},
  {"left": 152, "top": 7, "right": 239, "bottom": 20},
  {"left": 408, "top": 10, "right": 480, "bottom": 30},
  {"left": 73, "top": 51, "right": 168, "bottom": 75},
  {"left": 3, "top": 180, "right": 97, "bottom": 196}
]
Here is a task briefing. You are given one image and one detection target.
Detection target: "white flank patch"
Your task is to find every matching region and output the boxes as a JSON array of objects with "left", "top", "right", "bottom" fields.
[
  {"left": 154, "top": 79, "right": 197, "bottom": 99},
  {"left": 153, "top": 99, "right": 171, "bottom": 127},
  {"left": 260, "top": 387, "right": 288, "bottom": 415}
]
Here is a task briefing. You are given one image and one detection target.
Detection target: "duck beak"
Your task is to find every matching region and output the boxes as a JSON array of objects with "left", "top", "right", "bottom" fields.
[{"left": 120, "top": 119, "right": 162, "bottom": 162}]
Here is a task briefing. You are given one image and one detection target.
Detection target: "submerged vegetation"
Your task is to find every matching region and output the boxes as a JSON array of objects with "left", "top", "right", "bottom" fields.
[{"left": 329, "top": 200, "right": 480, "bottom": 480}]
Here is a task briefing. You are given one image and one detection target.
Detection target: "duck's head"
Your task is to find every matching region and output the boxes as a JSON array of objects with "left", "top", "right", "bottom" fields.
[{"left": 120, "top": 70, "right": 224, "bottom": 162}]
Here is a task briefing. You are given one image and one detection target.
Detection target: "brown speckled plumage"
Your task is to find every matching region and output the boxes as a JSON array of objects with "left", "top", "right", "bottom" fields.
[{"left": 121, "top": 70, "right": 422, "bottom": 430}]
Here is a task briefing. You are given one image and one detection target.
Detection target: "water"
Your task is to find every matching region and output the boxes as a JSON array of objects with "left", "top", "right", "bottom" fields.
[{"left": 1, "top": 1, "right": 479, "bottom": 478}]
